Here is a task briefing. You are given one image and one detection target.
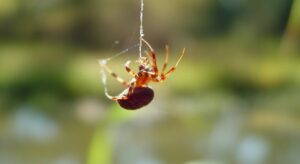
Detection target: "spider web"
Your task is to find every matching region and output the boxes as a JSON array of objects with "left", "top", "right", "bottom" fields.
[
  {"left": 99, "top": 0, "right": 145, "bottom": 96},
  {"left": 139, "top": 0, "right": 144, "bottom": 58}
]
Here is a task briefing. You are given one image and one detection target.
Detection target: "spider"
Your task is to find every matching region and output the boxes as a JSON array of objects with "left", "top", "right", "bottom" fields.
[{"left": 99, "top": 39, "right": 185, "bottom": 110}]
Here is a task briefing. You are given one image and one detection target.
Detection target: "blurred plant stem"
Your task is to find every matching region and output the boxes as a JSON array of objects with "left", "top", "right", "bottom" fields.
[
  {"left": 280, "top": 0, "right": 300, "bottom": 55},
  {"left": 87, "top": 127, "right": 113, "bottom": 164},
  {"left": 87, "top": 106, "right": 138, "bottom": 164}
]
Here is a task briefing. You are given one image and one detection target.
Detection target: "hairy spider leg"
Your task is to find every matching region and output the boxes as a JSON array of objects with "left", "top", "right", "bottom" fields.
[
  {"left": 160, "top": 47, "right": 185, "bottom": 80},
  {"left": 145, "top": 51, "right": 153, "bottom": 65},
  {"left": 142, "top": 39, "right": 159, "bottom": 77},
  {"left": 125, "top": 60, "right": 138, "bottom": 78},
  {"left": 161, "top": 45, "right": 170, "bottom": 76},
  {"left": 99, "top": 60, "right": 130, "bottom": 100}
]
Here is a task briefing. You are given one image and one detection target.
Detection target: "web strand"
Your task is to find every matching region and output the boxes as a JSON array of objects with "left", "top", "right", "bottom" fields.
[
  {"left": 139, "top": 0, "right": 144, "bottom": 58},
  {"left": 102, "top": 43, "right": 139, "bottom": 62}
]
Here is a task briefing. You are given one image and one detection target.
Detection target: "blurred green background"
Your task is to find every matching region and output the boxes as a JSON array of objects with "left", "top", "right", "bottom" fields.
[{"left": 0, "top": 0, "right": 300, "bottom": 164}]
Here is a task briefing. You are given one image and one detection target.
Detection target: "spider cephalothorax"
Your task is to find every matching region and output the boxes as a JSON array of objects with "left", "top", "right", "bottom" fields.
[{"left": 99, "top": 39, "right": 185, "bottom": 110}]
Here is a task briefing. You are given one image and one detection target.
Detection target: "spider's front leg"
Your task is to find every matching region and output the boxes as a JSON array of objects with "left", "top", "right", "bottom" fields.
[
  {"left": 142, "top": 39, "right": 159, "bottom": 77},
  {"left": 161, "top": 45, "right": 170, "bottom": 76},
  {"left": 160, "top": 47, "right": 185, "bottom": 81}
]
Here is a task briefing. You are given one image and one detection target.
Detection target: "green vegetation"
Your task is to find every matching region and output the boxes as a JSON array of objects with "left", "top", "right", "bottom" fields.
[{"left": 0, "top": 0, "right": 299, "bottom": 163}]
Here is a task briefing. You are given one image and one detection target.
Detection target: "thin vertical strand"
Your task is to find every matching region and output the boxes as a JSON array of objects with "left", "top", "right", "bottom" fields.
[
  {"left": 139, "top": 0, "right": 144, "bottom": 58},
  {"left": 98, "top": 60, "right": 119, "bottom": 100},
  {"left": 99, "top": 60, "right": 109, "bottom": 96}
]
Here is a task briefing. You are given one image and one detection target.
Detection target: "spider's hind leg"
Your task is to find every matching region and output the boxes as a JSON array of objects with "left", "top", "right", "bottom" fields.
[
  {"left": 125, "top": 60, "right": 138, "bottom": 78},
  {"left": 99, "top": 60, "right": 130, "bottom": 87}
]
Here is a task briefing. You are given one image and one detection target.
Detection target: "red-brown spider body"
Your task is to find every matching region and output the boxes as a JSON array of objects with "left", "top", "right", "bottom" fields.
[
  {"left": 99, "top": 39, "right": 185, "bottom": 110},
  {"left": 117, "top": 87, "right": 154, "bottom": 110},
  {"left": 117, "top": 66, "right": 155, "bottom": 110}
]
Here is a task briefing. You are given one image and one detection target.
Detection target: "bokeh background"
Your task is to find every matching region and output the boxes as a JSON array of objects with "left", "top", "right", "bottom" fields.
[{"left": 0, "top": 0, "right": 300, "bottom": 164}]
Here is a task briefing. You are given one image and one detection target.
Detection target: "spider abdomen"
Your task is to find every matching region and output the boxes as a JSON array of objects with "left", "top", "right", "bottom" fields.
[{"left": 117, "top": 87, "right": 154, "bottom": 110}]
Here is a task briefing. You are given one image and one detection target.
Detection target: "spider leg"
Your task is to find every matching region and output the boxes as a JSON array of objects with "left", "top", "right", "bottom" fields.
[
  {"left": 104, "top": 91, "right": 121, "bottom": 100},
  {"left": 98, "top": 59, "right": 131, "bottom": 101},
  {"left": 160, "top": 48, "right": 185, "bottom": 80},
  {"left": 144, "top": 51, "right": 153, "bottom": 65},
  {"left": 104, "top": 83, "right": 134, "bottom": 101},
  {"left": 125, "top": 60, "right": 138, "bottom": 78},
  {"left": 142, "top": 39, "right": 158, "bottom": 77},
  {"left": 161, "top": 45, "right": 170, "bottom": 76},
  {"left": 127, "top": 84, "right": 135, "bottom": 95},
  {"left": 99, "top": 60, "right": 130, "bottom": 87}
]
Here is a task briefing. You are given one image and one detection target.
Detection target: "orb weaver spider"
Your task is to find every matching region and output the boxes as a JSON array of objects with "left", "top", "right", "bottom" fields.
[{"left": 99, "top": 39, "right": 185, "bottom": 110}]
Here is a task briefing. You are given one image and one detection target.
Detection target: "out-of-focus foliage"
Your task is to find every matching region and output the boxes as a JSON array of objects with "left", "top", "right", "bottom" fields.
[{"left": 0, "top": 0, "right": 299, "bottom": 164}]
